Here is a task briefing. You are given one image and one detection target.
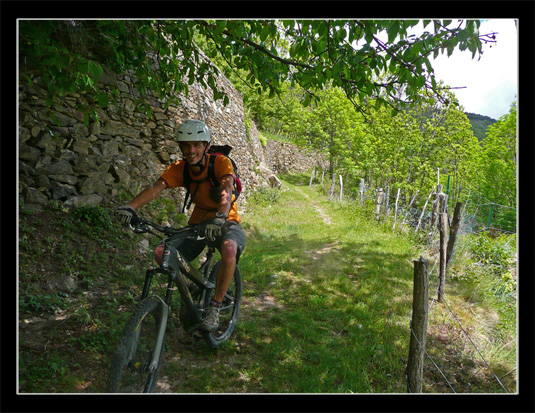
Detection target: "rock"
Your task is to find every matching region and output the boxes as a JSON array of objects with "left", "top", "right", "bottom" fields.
[
  {"left": 49, "top": 173, "right": 78, "bottom": 185},
  {"left": 45, "top": 275, "right": 78, "bottom": 292},
  {"left": 79, "top": 173, "right": 108, "bottom": 195},
  {"left": 47, "top": 160, "right": 73, "bottom": 175},
  {"left": 19, "top": 145, "right": 41, "bottom": 162},
  {"left": 36, "top": 133, "right": 59, "bottom": 154},
  {"left": 268, "top": 175, "right": 282, "bottom": 189},
  {"left": 111, "top": 165, "right": 131, "bottom": 186},
  {"left": 51, "top": 181, "right": 77, "bottom": 200},
  {"left": 139, "top": 239, "right": 150, "bottom": 254},
  {"left": 101, "top": 120, "right": 140, "bottom": 139},
  {"left": 23, "top": 187, "right": 48, "bottom": 205},
  {"left": 64, "top": 194, "right": 103, "bottom": 208},
  {"left": 72, "top": 124, "right": 89, "bottom": 139},
  {"left": 89, "top": 121, "right": 100, "bottom": 136},
  {"left": 72, "top": 136, "right": 91, "bottom": 155},
  {"left": 101, "top": 139, "right": 119, "bottom": 158},
  {"left": 19, "top": 126, "right": 31, "bottom": 143}
]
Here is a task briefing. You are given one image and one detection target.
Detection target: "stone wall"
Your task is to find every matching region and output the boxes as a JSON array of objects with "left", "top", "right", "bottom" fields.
[
  {"left": 263, "top": 140, "right": 326, "bottom": 175},
  {"left": 18, "top": 50, "right": 324, "bottom": 214}
]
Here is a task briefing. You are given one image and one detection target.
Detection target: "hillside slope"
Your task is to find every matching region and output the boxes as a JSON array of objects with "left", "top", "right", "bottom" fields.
[
  {"left": 465, "top": 112, "right": 496, "bottom": 141},
  {"left": 18, "top": 174, "right": 515, "bottom": 396}
]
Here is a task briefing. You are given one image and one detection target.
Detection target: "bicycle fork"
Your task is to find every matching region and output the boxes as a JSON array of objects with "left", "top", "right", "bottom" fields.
[
  {"left": 137, "top": 268, "right": 172, "bottom": 373},
  {"left": 147, "top": 296, "right": 168, "bottom": 373}
]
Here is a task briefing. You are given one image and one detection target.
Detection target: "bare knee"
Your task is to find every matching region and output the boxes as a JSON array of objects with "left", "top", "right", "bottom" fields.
[
  {"left": 220, "top": 239, "right": 237, "bottom": 264},
  {"left": 154, "top": 244, "right": 164, "bottom": 265}
]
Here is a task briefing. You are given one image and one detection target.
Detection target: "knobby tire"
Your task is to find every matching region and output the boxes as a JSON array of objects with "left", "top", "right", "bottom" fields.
[
  {"left": 201, "top": 261, "right": 242, "bottom": 348},
  {"left": 106, "top": 297, "right": 165, "bottom": 393}
]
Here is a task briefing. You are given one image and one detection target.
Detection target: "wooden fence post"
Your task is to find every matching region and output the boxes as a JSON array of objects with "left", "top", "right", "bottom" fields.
[
  {"left": 392, "top": 188, "right": 401, "bottom": 231},
  {"left": 446, "top": 202, "right": 463, "bottom": 268},
  {"left": 321, "top": 171, "right": 325, "bottom": 186},
  {"left": 384, "top": 184, "right": 390, "bottom": 218},
  {"left": 438, "top": 212, "right": 448, "bottom": 302},
  {"left": 415, "top": 191, "right": 434, "bottom": 233},
  {"left": 375, "top": 188, "right": 383, "bottom": 220},
  {"left": 430, "top": 185, "right": 443, "bottom": 230},
  {"left": 329, "top": 173, "right": 336, "bottom": 200},
  {"left": 407, "top": 256, "right": 429, "bottom": 393},
  {"left": 359, "top": 178, "right": 365, "bottom": 206},
  {"left": 309, "top": 169, "right": 315, "bottom": 186},
  {"left": 339, "top": 175, "right": 344, "bottom": 202}
]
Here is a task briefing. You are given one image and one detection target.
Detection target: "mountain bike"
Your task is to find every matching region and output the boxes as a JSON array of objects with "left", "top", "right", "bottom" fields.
[{"left": 105, "top": 216, "right": 242, "bottom": 393}]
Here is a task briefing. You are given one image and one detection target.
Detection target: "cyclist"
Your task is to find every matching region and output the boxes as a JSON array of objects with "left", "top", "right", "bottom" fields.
[{"left": 114, "top": 119, "right": 246, "bottom": 332}]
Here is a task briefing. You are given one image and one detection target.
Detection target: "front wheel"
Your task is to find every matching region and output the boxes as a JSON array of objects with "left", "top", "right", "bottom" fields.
[
  {"left": 106, "top": 297, "right": 167, "bottom": 393},
  {"left": 201, "top": 262, "right": 242, "bottom": 348}
]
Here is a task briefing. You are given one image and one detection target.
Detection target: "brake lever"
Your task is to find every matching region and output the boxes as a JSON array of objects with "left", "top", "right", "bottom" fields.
[{"left": 131, "top": 223, "right": 149, "bottom": 233}]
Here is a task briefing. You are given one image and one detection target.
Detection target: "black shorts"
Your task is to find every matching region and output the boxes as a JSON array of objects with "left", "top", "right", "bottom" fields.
[{"left": 159, "top": 221, "right": 246, "bottom": 264}]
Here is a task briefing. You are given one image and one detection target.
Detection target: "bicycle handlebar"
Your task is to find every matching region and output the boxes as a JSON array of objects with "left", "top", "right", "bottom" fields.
[{"left": 130, "top": 216, "right": 189, "bottom": 237}]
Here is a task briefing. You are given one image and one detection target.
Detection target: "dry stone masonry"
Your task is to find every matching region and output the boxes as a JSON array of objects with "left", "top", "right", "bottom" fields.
[{"left": 18, "top": 48, "right": 323, "bottom": 213}]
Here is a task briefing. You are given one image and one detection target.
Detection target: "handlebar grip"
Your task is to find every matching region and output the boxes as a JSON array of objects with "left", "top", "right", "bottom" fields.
[{"left": 130, "top": 215, "right": 141, "bottom": 226}]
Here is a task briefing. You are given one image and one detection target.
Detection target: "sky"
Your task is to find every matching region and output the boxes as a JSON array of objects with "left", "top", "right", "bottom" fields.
[{"left": 425, "top": 19, "right": 518, "bottom": 120}]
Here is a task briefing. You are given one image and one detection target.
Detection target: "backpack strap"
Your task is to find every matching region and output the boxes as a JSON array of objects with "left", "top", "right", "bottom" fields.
[
  {"left": 181, "top": 153, "right": 240, "bottom": 213},
  {"left": 181, "top": 159, "right": 211, "bottom": 213}
]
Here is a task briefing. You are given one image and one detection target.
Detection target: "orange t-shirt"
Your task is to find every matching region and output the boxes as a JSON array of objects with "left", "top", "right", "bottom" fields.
[{"left": 160, "top": 155, "right": 241, "bottom": 224}]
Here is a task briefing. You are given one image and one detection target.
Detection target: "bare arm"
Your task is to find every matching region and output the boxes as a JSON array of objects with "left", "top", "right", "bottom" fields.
[
  {"left": 128, "top": 178, "right": 168, "bottom": 210},
  {"left": 218, "top": 175, "right": 234, "bottom": 218}
]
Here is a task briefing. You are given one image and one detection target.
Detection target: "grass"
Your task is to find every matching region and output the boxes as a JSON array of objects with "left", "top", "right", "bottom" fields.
[
  {"left": 218, "top": 173, "right": 421, "bottom": 393},
  {"left": 17, "top": 173, "right": 517, "bottom": 394},
  {"left": 18, "top": 200, "right": 145, "bottom": 392}
]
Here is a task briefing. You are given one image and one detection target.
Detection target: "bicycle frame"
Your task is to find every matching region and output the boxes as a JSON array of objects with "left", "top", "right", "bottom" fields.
[
  {"left": 108, "top": 217, "right": 241, "bottom": 391},
  {"left": 140, "top": 244, "right": 216, "bottom": 323},
  {"left": 132, "top": 237, "right": 217, "bottom": 373}
]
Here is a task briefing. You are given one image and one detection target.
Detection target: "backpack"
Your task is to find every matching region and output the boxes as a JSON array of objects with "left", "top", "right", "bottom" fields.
[{"left": 181, "top": 145, "right": 242, "bottom": 214}]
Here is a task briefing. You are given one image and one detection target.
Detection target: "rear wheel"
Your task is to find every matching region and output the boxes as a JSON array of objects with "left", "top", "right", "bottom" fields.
[
  {"left": 106, "top": 297, "right": 166, "bottom": 393},
  {"left": 201, "top": 261, "right": 242, "bottom": 348}
]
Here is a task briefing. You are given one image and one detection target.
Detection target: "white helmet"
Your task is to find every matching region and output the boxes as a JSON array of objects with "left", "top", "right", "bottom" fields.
[{"left": 176, "top": 119, "right": 211, "bottom": 143}]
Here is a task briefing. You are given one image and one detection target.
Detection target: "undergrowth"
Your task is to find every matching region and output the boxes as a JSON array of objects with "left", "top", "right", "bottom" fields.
[{"left": 17, "top": 173, "right": 517, "bottom": 394}]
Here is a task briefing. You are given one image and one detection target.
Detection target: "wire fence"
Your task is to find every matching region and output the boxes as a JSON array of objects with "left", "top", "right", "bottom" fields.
[
  {"left": 311, "top": 172, "right": 517, "bottom": 393},
  {"left": 311, "top": 170, "right": 516, "bottom": 237},
  {"left": 410, "top": 257, "right": 511, "bottom": 394}
]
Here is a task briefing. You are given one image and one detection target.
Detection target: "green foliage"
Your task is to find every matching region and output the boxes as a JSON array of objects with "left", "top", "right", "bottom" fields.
[
  {"left": 465, "top": 112, "right": 496, "bottom": 141},
  {"left": 476, "top": 101, "right": 517, "bottom": 208},
  {"left": 246, "top": 185, "right": 283, "bottom": 209},
  {"left": 72, "top": 205, "right": 111, "bottom": 230},
  {"left": 18, "top": 175, "right": 517, "bottom": 393},
  {"left": 272, "top": 83, "right": 483, "bottom": 208},
  {"left": 469, "top": 232, "right": 516, "bottom": 270},
  {"left": 257, "top": 131, "right": 268, "bottom": 147},
  {"left": 19, "top": 291, "right": 69, "bottom": 315},
  {"left": 19, "top": 19, "right": 489, "bottom": 120},
  {"left": 18, "top": 201, "right": 144, "bottom": 392}
]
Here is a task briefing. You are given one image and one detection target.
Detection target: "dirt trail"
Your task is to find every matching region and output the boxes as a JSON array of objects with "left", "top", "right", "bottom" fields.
[{"left": 293, "top": 187, "right": 332, "bottom": 225}]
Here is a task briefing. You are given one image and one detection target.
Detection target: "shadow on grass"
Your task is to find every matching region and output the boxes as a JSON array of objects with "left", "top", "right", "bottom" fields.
[{"left": 237, "top": 222, "right": 511, "bottom": 394}]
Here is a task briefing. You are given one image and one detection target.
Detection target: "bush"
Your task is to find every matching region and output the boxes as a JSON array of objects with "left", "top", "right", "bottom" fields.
[
  {"left": 72, "top": 205, "right": 111, "bottom": 230},
  {"left": 466, "top": 232, "right": 517, "bottom": 301},
  {"left": 247, "top": 185, "right": 283, "bottom": 208},
  {"left": 470, "top": 232, "right": 516, "bottom": 269}
]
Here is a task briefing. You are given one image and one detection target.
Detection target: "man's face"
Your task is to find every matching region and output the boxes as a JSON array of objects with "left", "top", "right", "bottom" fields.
[{"left": 179, "top": 141, "right": 208, "bottom": 165}]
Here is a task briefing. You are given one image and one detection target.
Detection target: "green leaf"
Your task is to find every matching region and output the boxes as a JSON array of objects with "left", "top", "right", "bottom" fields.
[
  {"left": 457, "top": 29, "right": 469, "bottom": 42},
  {"left": 95, "top": 92, "right": 109, "bottom": 107},
  {"left": 387, "top": 23, "right": 398, "bottom": 44}
]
